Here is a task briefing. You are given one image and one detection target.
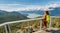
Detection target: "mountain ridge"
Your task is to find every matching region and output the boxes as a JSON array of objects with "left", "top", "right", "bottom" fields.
[
  {"left": 0, "top": 10, "right": 28, "bottom": 23},
  {"left": 18, "top": 7, "right": 60, "bottom": 16}
]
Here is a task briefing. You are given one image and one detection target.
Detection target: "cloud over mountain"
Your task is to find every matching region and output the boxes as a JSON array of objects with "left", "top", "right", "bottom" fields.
[{"left": 0, "top": 3, "right": 60, "bottom": 12}]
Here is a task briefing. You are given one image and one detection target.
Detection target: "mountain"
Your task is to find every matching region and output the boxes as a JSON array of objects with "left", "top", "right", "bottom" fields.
[
  {"left": 49, "top": 7, "right": 60, "bottom": 16},
  {"left": 18, "top": 7, "right": 60, "bottom": 17},
  {"left": 0, "top": 10, "right": 28, "bottom": 23},
  {"left": 19, "top": 10, "right": 43, "bottom": 16}
]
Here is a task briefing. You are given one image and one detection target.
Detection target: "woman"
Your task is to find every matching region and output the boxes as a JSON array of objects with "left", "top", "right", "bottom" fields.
[{"left": 42, "top": 11, "right": 50, "bottom": 30}]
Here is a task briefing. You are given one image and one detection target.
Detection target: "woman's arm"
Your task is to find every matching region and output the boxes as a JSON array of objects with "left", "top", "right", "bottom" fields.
[
  {"left": 42, "top": 15, "right": 46, "bottom": 19},
  {"left": 42, "top": 14, "right": 46, "bottom": 21}
]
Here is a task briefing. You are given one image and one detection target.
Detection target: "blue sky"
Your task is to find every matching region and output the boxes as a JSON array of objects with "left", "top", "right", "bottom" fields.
[
  {"left": 0, "top": 0, "right": 60, "bottom": 5},
  {"left": 0, "top": 0, "right": 60, "bottom": 12}
]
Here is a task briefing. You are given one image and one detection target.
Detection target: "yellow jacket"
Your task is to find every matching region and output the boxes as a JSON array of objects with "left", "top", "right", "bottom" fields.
[{"left": 46, "top": 15, "right": 50, "bottom": 22}]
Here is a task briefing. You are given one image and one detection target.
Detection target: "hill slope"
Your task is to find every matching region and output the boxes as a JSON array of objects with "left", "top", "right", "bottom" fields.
[{"left": 0, "top": 10, "right": 28, "bottom": 23}]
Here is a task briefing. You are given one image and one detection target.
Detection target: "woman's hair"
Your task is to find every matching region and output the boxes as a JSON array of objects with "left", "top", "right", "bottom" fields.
[{"left": 45, "top": 11, "right": 49, "bottom": 15}]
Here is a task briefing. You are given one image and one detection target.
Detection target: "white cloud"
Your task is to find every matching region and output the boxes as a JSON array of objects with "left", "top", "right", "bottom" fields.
[
  {"left": 27, "top": 13, "right": 42, "bottom": 18},
  {"left": 0, "top": 4, "right": 42, "bottom": 12},
  {"left": 48, "top": 3, "right": 60, "bottom": 8},
  {"left": 17, "top": 6, "right": 41, "bottom": 11},
  {"left": 41, "top": 3, "right": 60, "bottom": 11},
  {"left": 0, "top": 3, "right": 60, "bottom": 12}
]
